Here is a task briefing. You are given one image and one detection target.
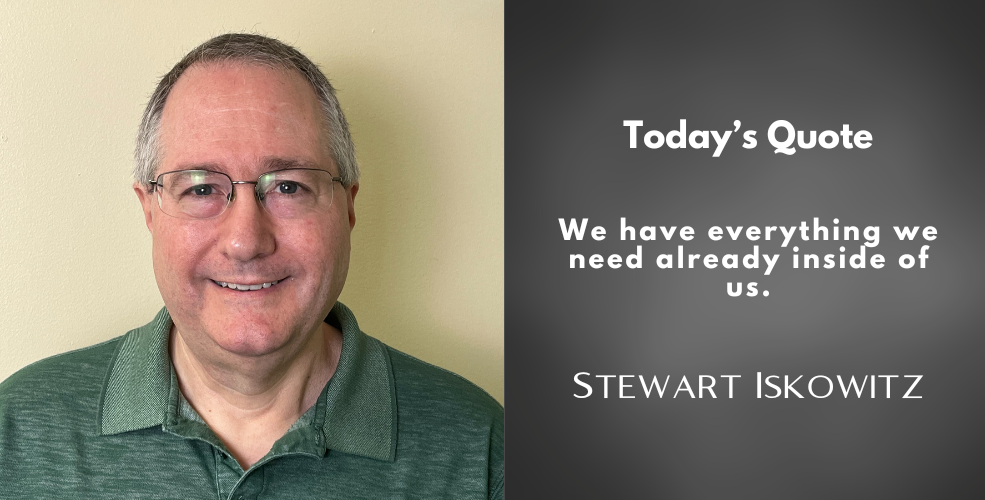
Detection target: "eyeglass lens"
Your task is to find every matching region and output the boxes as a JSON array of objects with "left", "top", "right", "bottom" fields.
[{"left": 155, "top": 169, "right": 336, "bottom": 219}]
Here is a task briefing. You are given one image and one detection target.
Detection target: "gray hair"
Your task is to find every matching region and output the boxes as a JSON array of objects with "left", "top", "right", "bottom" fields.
[{"left": 134, "top": 33, "right": 359, "bottom": 187}]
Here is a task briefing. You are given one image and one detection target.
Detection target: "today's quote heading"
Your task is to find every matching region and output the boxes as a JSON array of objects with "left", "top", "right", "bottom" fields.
[{"left": 623, "top": 120, "right": 872, "bottom": 157}]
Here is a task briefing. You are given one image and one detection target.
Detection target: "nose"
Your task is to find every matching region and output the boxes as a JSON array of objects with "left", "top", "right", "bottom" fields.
[{"left": 218, "top": 183, "right": 276, "bottom": 262}]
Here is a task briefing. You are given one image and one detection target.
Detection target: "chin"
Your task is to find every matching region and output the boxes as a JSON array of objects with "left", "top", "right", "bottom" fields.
[{"left": 207, "top": 322, "right": 297, "bottom": 357}]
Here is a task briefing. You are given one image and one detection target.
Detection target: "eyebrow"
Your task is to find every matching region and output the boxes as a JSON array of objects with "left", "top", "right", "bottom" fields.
[
  {"left": 262, "top": 157, "right": 324, "bottom": 172},
  {"left": 170, "top": 157, "right": 328, "bottom": 176}
]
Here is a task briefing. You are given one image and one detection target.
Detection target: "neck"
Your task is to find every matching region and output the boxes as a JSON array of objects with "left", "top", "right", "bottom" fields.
[{"left": 170, "top": 321, "right": 343, "bottom": 469}]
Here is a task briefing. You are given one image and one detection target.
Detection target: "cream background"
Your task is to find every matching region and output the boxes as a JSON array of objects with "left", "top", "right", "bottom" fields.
[{"left": 0, "top": 1, "right": 503, "bottom": 402}]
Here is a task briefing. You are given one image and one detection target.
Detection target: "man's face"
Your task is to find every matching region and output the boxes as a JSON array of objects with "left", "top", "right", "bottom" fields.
[{"left": 135, "top": 63, "right": 357, "bottom": 358}]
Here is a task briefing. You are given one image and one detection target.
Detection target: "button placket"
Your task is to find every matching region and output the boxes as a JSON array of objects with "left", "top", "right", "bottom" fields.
[{"left": 228, "top": 465, "right": 265, "bottom": 500}]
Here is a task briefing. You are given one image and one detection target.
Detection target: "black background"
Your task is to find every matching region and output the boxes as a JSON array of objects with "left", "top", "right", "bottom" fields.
[{"left": 506, "top": 2, "right": 984, "bottom": 498}]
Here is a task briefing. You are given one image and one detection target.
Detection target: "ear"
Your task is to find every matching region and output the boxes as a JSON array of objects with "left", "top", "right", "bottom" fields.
[
  {"left": 134, "top": 183, "right": 155, "bottom": 232},
  {"left": 345, "top": 182, "right": 358, "bottom": 230}
]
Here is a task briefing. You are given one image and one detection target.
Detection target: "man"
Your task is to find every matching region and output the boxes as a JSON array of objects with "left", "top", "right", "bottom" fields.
[{"left": 0, "top": 34, "right": 503, "bottom": 499}]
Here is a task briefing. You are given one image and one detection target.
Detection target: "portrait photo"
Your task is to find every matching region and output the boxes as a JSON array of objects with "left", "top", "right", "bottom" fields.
[{"left": 0, "top": 1, "right": 502, "bottom": 497}]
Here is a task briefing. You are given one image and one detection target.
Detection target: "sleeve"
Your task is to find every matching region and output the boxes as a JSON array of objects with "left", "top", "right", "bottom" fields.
[{"left": 488, "top": 407, "right": 505, "bottom": 500}]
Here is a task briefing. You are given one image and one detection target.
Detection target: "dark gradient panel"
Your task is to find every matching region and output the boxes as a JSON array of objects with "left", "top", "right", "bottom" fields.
[{"left": 506, "top": 3, "right": 984, "bottom": 498}]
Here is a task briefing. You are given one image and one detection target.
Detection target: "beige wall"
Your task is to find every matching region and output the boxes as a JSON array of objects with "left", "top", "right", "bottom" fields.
[{"left": 0, "top": 1, "right": 503, "bottom": 402}]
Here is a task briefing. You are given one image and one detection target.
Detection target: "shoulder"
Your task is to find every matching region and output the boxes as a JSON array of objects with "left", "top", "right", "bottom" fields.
[
  {"left": 0, "top": 337, "right": 122, "bottom": 417},
  {"left": 384, "top": 346, "right": 504, "bottom": 497},
  {"left": 385, "top": 345, "right": 503, "bottom": 426}
]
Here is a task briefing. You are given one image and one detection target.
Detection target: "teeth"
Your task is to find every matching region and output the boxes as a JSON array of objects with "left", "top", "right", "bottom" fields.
[{"left": 216, "top": 279, "right": 281, "bottom": 291}]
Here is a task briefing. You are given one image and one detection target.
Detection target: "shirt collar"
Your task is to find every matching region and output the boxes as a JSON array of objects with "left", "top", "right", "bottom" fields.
[{"left": 97, "top": 302, "right": 397, "bottom": 462}]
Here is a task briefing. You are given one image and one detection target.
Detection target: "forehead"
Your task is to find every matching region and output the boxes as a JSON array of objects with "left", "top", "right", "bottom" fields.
[{"left": 158, "top": 62, "right": 326, "bottom": 173}]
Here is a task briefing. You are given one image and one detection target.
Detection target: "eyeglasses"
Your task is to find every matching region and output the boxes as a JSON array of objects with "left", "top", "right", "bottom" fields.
[{"left": 148, "top": 168, "right": 343, "bottom": 220}]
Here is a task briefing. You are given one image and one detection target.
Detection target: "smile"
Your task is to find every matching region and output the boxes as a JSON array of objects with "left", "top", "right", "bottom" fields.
[{"left": 212, "top": 279, "right": 284, "bottom": 291}]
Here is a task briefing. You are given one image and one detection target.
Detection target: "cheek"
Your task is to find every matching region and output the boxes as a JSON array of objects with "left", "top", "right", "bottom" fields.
[
  {"left": 299, "top": 216, "right": 347, "bottom": 254},
  {"left": 151, "top": 222, "right": 211, "bottom": 283},
  {"left": 293, "top": 218, "right": 351, "bottom": 282}
]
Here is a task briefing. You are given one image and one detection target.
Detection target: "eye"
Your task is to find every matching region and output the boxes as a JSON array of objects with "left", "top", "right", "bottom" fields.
[
  {"left": 176, "top": 183, "right": 226, "bottom": 199},
  {"left": 276, "top": 181, "right": 300, "bottom": 194}
]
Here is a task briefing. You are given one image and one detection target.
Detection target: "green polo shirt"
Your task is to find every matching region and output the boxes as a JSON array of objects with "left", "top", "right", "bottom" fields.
[{"left": 0, "top": 303, "right": 504, "bottom": 499}]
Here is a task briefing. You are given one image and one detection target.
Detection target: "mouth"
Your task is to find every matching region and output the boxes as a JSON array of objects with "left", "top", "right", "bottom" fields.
[{"left": 211, "top": 278, "right": 285, "bottom": 291}]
